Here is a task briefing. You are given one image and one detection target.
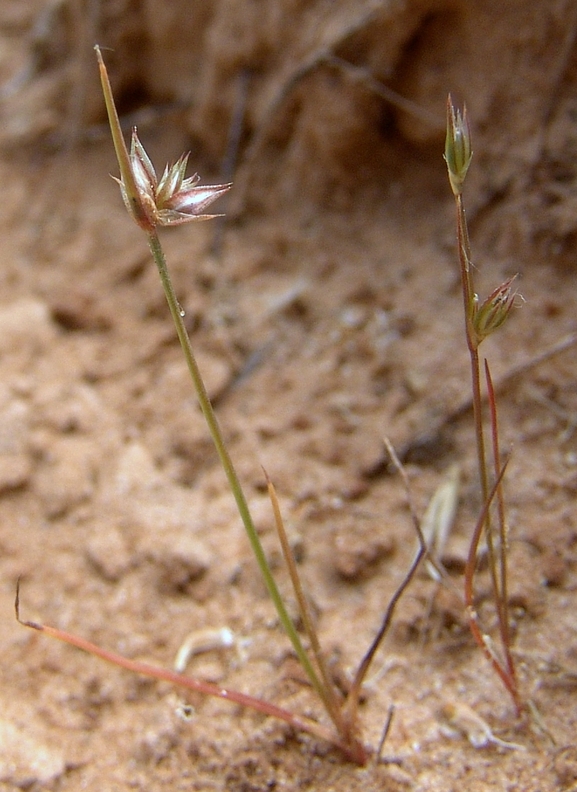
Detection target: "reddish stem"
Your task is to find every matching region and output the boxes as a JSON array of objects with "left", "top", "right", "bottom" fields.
[
  {"left": 485, "top": 360, "right": 517, "bottom": 689},
  {"left": 15, "top": 585, "right": 367, "bottom": 764}
]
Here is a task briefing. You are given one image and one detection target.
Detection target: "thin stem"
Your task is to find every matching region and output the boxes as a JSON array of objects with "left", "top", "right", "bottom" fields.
[
  {"left": 455, "top": 195, "right": 488, "bottom": 501},
  {"left": 345, "top": 439, "right": 426, "bottom": 727},
  {"left": 265, "top": 473, "right": 345, "bottom": 731},
  {"left": 146, "top": 230, "right": 326, "bottom": 706},
  {"left": 464, "top": 461, "right": 508, "bottom": 610},
  {"left": 454, "top": 191, "right": 521, "bottom": 714},
  {"left": 348, "top": 539, "right": 425, "bottom": 720},
  {"left": 468, "top": 345, "right": 501, "bottom": 605},
  {"left": 466, "top": 606, "right": 520, "bottom": 712},
  {"left": 375, "top": 705, "right": 395, "bottom": 764},
  {"left": 464, "top": 460, "right": 521, "bottom": 714},
  {"left": 485, "top": 360, "right": 516, "bottom": 686},
  {"left": 455, "top": 195, "right": 500, "bottom": 638}
]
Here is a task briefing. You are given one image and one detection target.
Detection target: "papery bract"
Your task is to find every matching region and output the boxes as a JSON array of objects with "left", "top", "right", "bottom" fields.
[{"left": 114, "top": 129, "right": 231, "bottom": 229}]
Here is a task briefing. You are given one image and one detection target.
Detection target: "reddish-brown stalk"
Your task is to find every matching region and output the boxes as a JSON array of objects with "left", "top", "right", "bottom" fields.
[
  {"left": 484, "top": 360, "right": 517, "bottom": 690},
  {"left": 455, "top": 212, "right": 521, "bottom": 713},
  {"left": 15, "top": 581, "right": 367, "bottom": 764},
  {"left": 344, "top": 439, "right": 427, "bottom": 731},
  {"left": 462, "top": 460, "right": 521, "bottom": 714}
]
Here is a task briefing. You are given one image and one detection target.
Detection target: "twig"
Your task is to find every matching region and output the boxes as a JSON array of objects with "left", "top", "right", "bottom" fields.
[{"left": 344, "top": 439, "right": 426, "bottom": 727}]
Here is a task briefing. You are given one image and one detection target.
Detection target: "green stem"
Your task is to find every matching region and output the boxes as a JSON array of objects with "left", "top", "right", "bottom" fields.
[{"left": 146, "top": 231, "right": 327, "bottom": 705}]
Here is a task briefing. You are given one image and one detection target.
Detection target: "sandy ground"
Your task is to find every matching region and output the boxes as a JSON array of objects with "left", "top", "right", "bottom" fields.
[{"left": 1, "top": 1, "right": 577, "bottom": 790}]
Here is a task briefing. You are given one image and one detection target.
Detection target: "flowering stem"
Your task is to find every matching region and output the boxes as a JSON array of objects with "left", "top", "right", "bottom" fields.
[
  {"left": 448, "top": 104, "right": 521, "bottom": 712},
  {"left": 454, "top": 197, "right": 521, "bottom": 709},
  {"left": 455, "top": 194, "right": 502, "bottom": 618},
  {"left": 146, "top": 231, "right": 327, "bottom": 706},
  {"left": 93, "top": 45, "right": 366, "bottom": 758},
  {"left": 455, "top": 196, "right": 493, "bottom": 560}
]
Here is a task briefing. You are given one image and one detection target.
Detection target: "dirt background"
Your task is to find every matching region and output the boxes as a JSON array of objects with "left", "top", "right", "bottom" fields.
[{"left": 1, "top": 1, "right": 577, "bottom": 790}]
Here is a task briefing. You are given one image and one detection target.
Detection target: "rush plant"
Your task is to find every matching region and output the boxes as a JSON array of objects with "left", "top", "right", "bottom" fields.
[
  {"left": 16, "top": 46, "right": 427, "bottom": 765},
  {"left": 445, "top": 96, "right": 522, "bottom": 714}
]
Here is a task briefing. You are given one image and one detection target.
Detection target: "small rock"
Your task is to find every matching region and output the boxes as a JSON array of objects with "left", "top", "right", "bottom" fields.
[
  {"left": 0, "top": 398, "right": 33, "bottom": 492},
  {"left": 114, "top": 441, "right": 163, "bottom": 496},
  {"left": 137, "top": 525, "right": 212, "bottom": 594},
  {"left": 34, "top": 436, "right": 97, "bottom": 518},
  {"left": 333, "top": 520, "right": 396, "bottom": 580},
  {"left": 0, "top": 298, "right": 55, "bottom": 355},
  {"left": 49, "top": 289, "right": 112, "bottom": 331},
  {"left": 154, "top": 536, "right": 211, "bottom": 593},
  {"left": 0, "top": 452, "right": 32, "bottom": 493},
  {"left": 0, "top": 718, "right": 65, "bottom": 786},
  {"left": 86, "top": 523, "right": 133, "bottom": 581}
]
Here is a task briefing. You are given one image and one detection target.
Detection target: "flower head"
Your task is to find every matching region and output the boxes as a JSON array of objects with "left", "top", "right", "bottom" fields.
[
  {"left": 117, "top": 129, "right": 231, "bottom": 229},
  {"left": 444, "top": 95, "right": 473, "bottom": 197},
  {"left": 95, "top": 46, "right": 230, "bottom": 232}
]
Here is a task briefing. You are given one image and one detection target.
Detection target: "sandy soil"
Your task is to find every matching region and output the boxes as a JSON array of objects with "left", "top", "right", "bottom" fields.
[{"left": 1, "top": 1, "right": 577, "bottom": 790}]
